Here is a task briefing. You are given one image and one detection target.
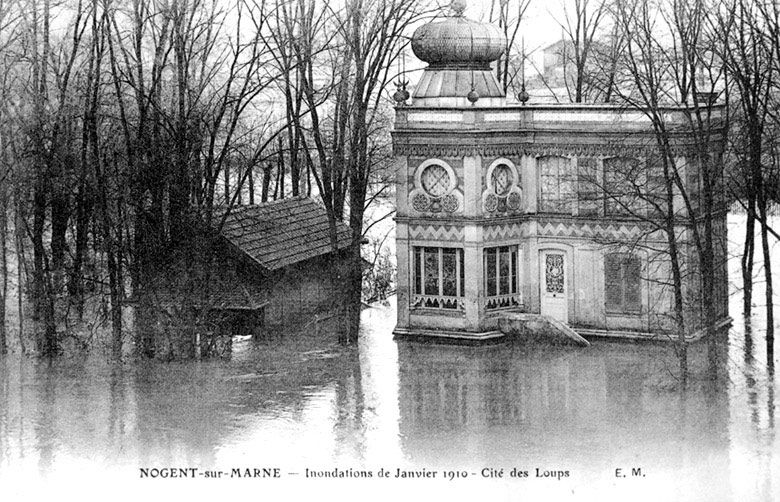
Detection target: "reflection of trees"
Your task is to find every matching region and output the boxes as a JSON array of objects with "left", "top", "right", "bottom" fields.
[
  {"left": 132, "top": 318, "right": 364, "bottom": 466},
  {"left": 0, "top": 314, "right": 366, "bottom": 473}
]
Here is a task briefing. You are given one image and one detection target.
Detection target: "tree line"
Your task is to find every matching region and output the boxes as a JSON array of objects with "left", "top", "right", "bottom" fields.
[
  {"left": 0, "top": 0, "right": 777, "bottom": 364},
  {"left": 0, "top": 0, "right": 431, "bottom": 358}
]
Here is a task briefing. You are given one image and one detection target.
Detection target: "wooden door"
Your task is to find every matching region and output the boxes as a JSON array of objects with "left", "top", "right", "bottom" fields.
[{"left": 540, "top": 251, "right": 568, "bottom": 323}]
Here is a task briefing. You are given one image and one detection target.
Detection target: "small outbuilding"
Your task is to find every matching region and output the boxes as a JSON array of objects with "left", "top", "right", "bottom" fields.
[
  {"left": 136, "top": 197, "right": 354, "bottom": 358},
  {"left": 218, "top": 196, "right": 354, "bottom": 332}
]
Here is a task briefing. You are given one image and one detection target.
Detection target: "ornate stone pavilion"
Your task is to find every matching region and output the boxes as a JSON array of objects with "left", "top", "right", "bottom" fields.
[{"left": 392, "top": 6, "right": 729, "bottom": 342}]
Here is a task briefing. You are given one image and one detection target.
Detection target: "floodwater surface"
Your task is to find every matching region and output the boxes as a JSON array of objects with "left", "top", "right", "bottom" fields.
[{"left": 0, "top": 216, "right": 778, "bottom": 502}]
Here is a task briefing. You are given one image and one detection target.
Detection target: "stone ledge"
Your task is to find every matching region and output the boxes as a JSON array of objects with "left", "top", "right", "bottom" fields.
[
  {"left": 574, "top": 316, "right": 733, "bottom": 342},
  {"left": 393, "top": 327, "right": 505, "bottom": 345}
]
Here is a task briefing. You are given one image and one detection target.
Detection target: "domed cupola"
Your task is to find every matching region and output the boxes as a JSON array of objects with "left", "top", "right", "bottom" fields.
[{"left": 409, "top": 0, "right": 507, "bottom": 106}]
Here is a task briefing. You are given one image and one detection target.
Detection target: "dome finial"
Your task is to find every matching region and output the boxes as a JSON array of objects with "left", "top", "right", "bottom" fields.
[{"left": 450, "top": 0, "right": 466, "bottom": 17}]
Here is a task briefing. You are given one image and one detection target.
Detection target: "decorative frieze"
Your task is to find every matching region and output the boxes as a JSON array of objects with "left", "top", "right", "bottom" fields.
[
  {"left": 408, "top": 224, "right": 464, "bottom": 241},
  {"left": 483, "top": 223, "right": 526, "bottom": 242},
  {"left": 484, "top": 294, "right": 522, "bottom": 310},
  {"left": 537, "top": 221, "right": 644, "bottom": 240},
  {"left": 412, "top": 295, "right": 465, "bottom": 311},
  {"left": 394, "top": 142, "right": 663, "bottom": 159}
]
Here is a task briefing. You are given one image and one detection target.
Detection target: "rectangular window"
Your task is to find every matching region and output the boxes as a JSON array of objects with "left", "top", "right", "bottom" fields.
[
  {"left": 539, "top": 156, "right": 574, "bottom": 213},
  {"left": 603, "top": 157, "right": 644, "bottom": 216},
  {"left": 412, "top": 247, "right": 464, "bottom": 309},
  {"left": 484, "top": 246, "right": 519, "bottom": 297},
  {"left": 424, "top": 247, "right": 439, "bottom": 294},
  {"left": 414, "top": 248, "right": 422, "bottom": 295},
  {"left": 604, "top": 253, "right": 642, "bottom": 313},
  {"left": 577, "top": 157, "right": 601, "bottom": 216}
]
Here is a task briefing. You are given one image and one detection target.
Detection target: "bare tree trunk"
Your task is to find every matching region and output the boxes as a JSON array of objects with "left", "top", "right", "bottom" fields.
[
  {"left": 759, "top": 205, "right": 774, "bottom": 348},
  {"left": 742, "top": 196, "right": 756, "bottom": 315},
  {"left": 14, "top": 193, "right": 25, "bottom": 354},
  {"left": 261, "top": 162, "right": 271, "bottom": 203},
  {"left": 224, "top": 156, "right": 230, "bottom": 204},
  {"left": 248, "top": 164, "right": 254, "bottom": 204},
  {"left": 0, "top": 188, "right": 6, "bottom": 354}
]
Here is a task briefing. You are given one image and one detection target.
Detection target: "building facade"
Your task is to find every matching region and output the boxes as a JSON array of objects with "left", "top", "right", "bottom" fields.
[{"left": 392, "top": 9, "right": 729, "bottom": 342}]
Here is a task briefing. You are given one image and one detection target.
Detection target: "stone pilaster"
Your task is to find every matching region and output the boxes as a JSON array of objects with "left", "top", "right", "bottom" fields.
[
  {"left": 522, "top": 154, "right": 537, "bottom": 213},
  {"left": 462, "top": 155, "right": 480, "bottom": 217},
  {"left": 463, "top": 223, "right": 483, "bottom": 331},
  {"left": 462, "top": 154, "right": 483, "bottom": 330},
  {"left": 396, "top": 155, "right": 409, "bottom": 215},
  {"left": 395, "top": 221, "right": 410, "bottom": 329}
]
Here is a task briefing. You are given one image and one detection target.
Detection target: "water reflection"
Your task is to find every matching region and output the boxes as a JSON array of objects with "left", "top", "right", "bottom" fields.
[{"left": 0, "top": 295, "right": 778, "bottom": 500}]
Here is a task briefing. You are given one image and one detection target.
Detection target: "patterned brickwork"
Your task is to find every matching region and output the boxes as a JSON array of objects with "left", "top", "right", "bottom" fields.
[
  {"left": 537, "top": 221, "right": 643, "bottom": 240},
  {"left": 408, "top": 224, "right": 464, "bottom": 241},
  {"left": 483, "top": 223, "right": 526, "bottom": 241}
]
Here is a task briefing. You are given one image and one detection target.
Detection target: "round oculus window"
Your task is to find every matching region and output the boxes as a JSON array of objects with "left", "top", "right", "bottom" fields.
[
  {"left": 491, "top": 164, "right": 513, "bottom": 196},
  {"left": 420, "top": 164, "right": 450, "bottom": 197}
]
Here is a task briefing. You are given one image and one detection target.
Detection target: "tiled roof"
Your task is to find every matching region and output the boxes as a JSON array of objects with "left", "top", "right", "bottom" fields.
[
  {"left": 413, "top": 68, "right": 504, "bottom": 98},
  {"left": 218, "top": 197, "right": 353, "bottom": 271}
]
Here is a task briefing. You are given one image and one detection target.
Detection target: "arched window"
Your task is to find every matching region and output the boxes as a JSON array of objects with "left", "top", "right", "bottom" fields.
[
  {"left": 420, "top": 164, "right": 450, "bottom": 197},
  {"left": 491, "top": 164, "right": 513, "bottom": 195},
  {"left": 538, "top": 156, "right": 573, "bottom": 213}
]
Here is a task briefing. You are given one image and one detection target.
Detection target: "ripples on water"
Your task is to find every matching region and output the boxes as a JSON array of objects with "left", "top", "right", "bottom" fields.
[{"left": 0, "top": 217, "right": 778, "bottom": 502}]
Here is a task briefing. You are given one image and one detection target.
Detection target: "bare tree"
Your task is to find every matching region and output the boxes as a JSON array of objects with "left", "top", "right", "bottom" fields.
[
  {"left": 722, "top": 0, "right": 777, "bottom": 349},
  {"left": 0, "top": 0, "right": 22, "bottom": 354},
  {"left": 599, "top": 0, "right": 731, "bottom": 380},
  {"left": 488, "top": 0, "right": 530, "bottom": 94},
  {"left": 268, "top": 0, "right": 429, "bottom": 343},
  {"left": 556, "top": 0, "right": 608, "bottom": 102}
]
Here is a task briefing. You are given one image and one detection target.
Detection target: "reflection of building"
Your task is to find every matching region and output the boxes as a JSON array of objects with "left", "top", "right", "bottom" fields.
[
  {"left": 396, "top": 338, "right": 731, "bottom": 499},
  {"left": 392, "top": 9, "right": 729, "bottom": 341}
]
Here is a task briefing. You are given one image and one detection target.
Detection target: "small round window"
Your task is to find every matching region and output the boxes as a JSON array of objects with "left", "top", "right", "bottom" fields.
[
  {"left": 491, "top": 164, "right": 513, "bottom": 196},
  {"left": 420, "top": 164, "right": 450, "bottom": 197}
]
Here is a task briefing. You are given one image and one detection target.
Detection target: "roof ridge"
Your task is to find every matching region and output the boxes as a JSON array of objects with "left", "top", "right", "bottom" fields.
[{"left": 215, "top": 195, "right": 312, "bottom": 212}]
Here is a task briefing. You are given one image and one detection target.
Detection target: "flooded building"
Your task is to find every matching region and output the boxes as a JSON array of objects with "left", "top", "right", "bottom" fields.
[
  {"left": 218, "top": 197, "right": 354, "bottom": 332},
  {"left": 392, "top": 7, "right": 729, "bottom": 342},
  {"left": 138, "top": 197, "right": 353, "bottom": 358}
]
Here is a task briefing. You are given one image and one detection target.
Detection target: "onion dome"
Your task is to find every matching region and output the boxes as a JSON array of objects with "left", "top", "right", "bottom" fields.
[
  {"left": 411, "top": 15, "right": 506, "bottom": 70},
  {"left": 408, "top": 1, "right": 507, "bottom": 105}
]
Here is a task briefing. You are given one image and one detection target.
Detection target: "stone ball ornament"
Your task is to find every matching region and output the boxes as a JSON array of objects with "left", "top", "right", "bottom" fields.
[{"left": 393, "top": 80, "right": 410, "bottom": 104}]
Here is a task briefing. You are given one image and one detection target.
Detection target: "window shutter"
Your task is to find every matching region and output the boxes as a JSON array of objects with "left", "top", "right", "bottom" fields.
[
  {"left": 624, "top": 256, "right": 642, "bottom": 311},
  {"left": 604, "top": 254, "right": 623, "bottom": 311}
]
